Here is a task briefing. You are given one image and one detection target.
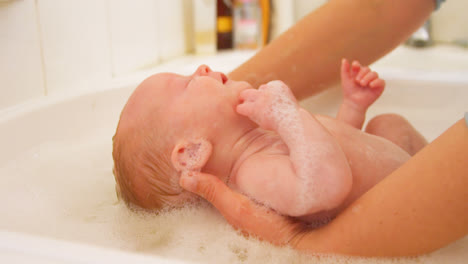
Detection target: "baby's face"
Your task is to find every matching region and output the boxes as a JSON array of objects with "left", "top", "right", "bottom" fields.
[
  {"left": 120, "top": 65, "right": 253, "bottom": 135},
  {"left": 153, "top": 65, "right": 253, "bottom": 136}
]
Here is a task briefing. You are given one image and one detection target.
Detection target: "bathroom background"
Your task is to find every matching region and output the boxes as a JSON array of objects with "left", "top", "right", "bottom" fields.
[{"left": 0, "top": 0, "right": 467, "bottom": 111}]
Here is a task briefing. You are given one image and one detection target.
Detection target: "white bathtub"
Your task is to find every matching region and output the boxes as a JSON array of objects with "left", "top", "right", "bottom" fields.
[{"left": 0, "top": 45, "right": 467, "bottom": 263}]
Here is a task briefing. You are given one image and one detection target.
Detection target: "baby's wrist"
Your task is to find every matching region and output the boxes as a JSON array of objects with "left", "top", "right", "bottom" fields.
[
  {"left": 271, "top": 104, "right": 301, "bottom": 133},
  {"left": 342, "top": 99, "right": 367, "bottom": 114}
]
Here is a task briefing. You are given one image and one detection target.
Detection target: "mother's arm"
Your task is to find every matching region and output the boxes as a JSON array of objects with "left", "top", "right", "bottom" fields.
[
  {"left": 229, "top": 0, "right": 434, "bottom": 100},
  {"left": 179, "top": 118, "right": 468, "bottom": 256}
]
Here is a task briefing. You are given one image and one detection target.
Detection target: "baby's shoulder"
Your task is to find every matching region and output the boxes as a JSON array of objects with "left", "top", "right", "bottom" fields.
[
  {"left": 233, "top": 130, "right": 289, "bottom": 171},
  {"left": 230, "top": 130, "right": 289, "bottom": 185}
]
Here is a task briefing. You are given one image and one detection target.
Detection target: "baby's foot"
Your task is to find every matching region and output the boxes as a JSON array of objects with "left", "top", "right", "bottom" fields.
[
  {"left": 237, "top": 80, "right": 298, "bottom": 131},
  {"left": 340, "top": 59, "right": 385, "bottom": 110}
]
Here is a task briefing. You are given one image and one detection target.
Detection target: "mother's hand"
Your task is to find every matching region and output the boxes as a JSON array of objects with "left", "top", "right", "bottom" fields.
[{"left": 179, "top": 171, "right": 307, "bottom": 246}]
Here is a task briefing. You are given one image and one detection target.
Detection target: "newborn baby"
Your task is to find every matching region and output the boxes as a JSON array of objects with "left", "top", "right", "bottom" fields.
[{"left": 112, "top": 59, "right": 426, "bottom": 222}]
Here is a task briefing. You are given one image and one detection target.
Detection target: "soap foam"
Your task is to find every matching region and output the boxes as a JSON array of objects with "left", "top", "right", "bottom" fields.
[
  {"left": 183, "top": 142, "right": 202, "bottom": 170},
  {"left": 263, "top": 81, "right": 337, "bottom": 212},
  {"left": 0, "top": 139, "right": 466, "bottom": 264}
]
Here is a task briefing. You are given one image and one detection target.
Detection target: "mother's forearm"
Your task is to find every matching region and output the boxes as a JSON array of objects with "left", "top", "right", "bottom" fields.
[{"left": 228, "top": 0, "right": 433, "bottom": 100}]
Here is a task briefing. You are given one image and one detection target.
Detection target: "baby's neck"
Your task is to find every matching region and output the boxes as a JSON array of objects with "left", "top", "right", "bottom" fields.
[{"left": 202, "top": 123, "right": 279, "bottom": 186}]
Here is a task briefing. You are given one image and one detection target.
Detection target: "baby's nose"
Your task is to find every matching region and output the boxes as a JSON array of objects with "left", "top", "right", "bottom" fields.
[
  {"left": 211, "top": 72, "right": 228, "bottom": 84},
  {"left": 194, "top": 65, "right": 212, "bottom": 76}
]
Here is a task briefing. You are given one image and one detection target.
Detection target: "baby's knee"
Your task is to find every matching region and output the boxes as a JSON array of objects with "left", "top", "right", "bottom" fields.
[
  {"left": 365, "top": 113, "right": 409, "bottom": 134},
  {"left": 365, "top": 113, "right": 427, "bottom": 156}
]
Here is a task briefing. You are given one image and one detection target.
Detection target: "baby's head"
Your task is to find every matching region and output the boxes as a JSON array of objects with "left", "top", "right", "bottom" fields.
[{"left": 112, "top": 65, "right": 252, "bottom": 210}]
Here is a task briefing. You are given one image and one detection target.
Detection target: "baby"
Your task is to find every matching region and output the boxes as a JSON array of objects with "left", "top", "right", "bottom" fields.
[{"left": 112, "top": 59, "right": 426, "bottom": 222}]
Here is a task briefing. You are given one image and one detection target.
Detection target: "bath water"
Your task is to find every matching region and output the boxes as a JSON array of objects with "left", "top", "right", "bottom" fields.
[{"left": 0, "top": 139, "right": 467, "bottom": 264}]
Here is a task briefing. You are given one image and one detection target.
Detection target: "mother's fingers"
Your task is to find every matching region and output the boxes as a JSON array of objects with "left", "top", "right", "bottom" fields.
[
  {"left": 179, "top": 171, "right": 304, "bottom": 246},
  {"left": 179, "top": 171, "right": 241, "bottom": 217}
]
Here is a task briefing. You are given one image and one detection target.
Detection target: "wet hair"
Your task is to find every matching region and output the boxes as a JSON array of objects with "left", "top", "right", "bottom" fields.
[{"left": 112, "top": 124, "right": 182, "bottom": 210}]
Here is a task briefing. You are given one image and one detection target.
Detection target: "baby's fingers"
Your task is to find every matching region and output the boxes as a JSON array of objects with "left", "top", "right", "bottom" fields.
[
  {"left": 236, "top": 102, "right": 251, "bottom": 116},
  {"left": 239, "top": 89, "right": 260, "bottom": 103},
  {"left": 258, "top": 84, "right": 269, "bottom": 91},
  {"left": 370, "top": 78, "right": 386, "bottom": 90},
  {"left": 350, "top": 60, "right": 361, "bottom": 78},
  {"left": 359, "top": 71, "right": 378, "bottom": 87},
  {"left": 236, "top": 102, "right": 264, "bottom": 126},
  {"left": 341, "top": 58, "right": 351, "bottom": 79},
  {"left": 356, "top": 66, "right": 370, "bottom": 82}
]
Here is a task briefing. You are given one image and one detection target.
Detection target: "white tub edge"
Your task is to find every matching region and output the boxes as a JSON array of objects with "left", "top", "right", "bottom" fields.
[{"left": 0, "top": 230, "right": 193, "bottom": 264}]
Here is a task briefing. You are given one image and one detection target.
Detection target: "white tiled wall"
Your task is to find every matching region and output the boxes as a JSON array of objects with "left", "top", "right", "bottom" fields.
[
  {"left": 293, "top": 0, "right": 327, "bottom": 22},
  {"left": 156, "top": 0, "right": 186, "bottom": 61},
  {"left": 0, "top": 0, "right": 44, "bottom": 109},
  {"left": 271, "top": 0, "right": 294, "bottom": 39},
  {"left": 432, "top": 0, "right": 468, "bottom": 44},
  {"left": 37, "top": 0, "right": 112, "bottom": 95},
  {"left": 108, "top": 0, "right": 160, "bottom": 76},
  {"left": 0, "top": 0, "right": 186, "bottom": 111}
]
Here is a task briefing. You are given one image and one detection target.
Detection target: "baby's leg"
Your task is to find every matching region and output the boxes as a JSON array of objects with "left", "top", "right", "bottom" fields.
[
  {"left": 337, "top": 59, "right": 385, "bottom": 130},
  {"left": 365, "top": 113, "right": 428, "bottom": 156}
]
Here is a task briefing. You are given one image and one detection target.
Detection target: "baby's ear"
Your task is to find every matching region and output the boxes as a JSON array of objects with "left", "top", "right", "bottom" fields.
[{"left": 171, "top": 138, "right": 213, "bottom": 172}]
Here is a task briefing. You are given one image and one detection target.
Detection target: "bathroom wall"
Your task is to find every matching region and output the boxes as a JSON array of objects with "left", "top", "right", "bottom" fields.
[
  {"left": 0, "top": 0, "right": 43, "bottom": 109},
  {"left": 432, "top": 0, "right": 468, "bottom": 45},
  {"left": 0, "top": 0, "right": 186, "bottom": 110},
  {"left": 0, "top": 0, "right": 466, "bottom": 111}
]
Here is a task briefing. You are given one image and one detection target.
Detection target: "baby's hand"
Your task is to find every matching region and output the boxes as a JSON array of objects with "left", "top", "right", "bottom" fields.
[
  {"left": 237, "top": 81, "right": 298, "bottom": 131},
  {"left": 341, "top": 59, "right": 385, "bottom": 109}
]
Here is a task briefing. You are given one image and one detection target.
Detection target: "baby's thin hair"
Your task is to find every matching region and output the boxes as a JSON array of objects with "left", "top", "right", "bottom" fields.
[{"left": 112, "top": 129, "right": 181, "bottom": 210}]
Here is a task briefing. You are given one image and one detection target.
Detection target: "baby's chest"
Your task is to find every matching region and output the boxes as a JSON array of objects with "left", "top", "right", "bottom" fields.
[{"left": 255, "top": 133, "right": 290, "bottom": 155}]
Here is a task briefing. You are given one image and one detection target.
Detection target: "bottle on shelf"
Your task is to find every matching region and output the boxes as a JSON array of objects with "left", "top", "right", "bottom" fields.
[{"left": 217, "top": 0, "right": 234, "bottom": 50}]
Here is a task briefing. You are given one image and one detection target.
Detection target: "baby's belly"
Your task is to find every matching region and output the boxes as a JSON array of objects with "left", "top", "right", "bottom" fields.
[
  {"left": 233, "top": 117, "right": 410, "bottom": 224},
  {"left": 315, "top": 115, "right": 411, "bottom": 208}
]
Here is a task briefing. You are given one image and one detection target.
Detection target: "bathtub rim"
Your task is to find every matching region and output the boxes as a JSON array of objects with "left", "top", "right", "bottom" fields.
[{"left": 0, "top": 230, "right": 192, "bottom": 264}]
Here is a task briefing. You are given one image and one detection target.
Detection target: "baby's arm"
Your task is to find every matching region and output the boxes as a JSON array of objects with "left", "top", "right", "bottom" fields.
[
  {"left": 337, "top": 59, "right": 385, "bottom": 129},
  {"left": 235, "top": 81, "right": 352, "bottom": 216}
]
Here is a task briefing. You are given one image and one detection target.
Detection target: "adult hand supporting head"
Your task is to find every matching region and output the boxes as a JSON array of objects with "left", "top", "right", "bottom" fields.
[{"left": 179, "top": 171, "right": 307, "bottom": 247}]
